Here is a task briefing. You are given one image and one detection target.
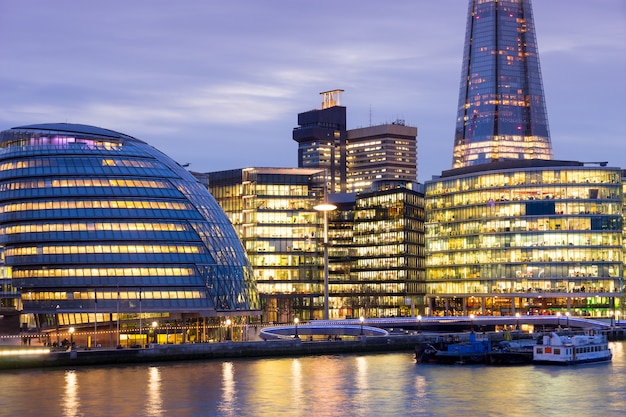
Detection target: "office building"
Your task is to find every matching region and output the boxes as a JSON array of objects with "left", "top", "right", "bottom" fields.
[
  {"left": 452, "top": 0, "right": 553, "bottom": 168},
  {"left": 293, "top": 91, "right": 419, "bottom": 194},
  {"left": 426, "top": 0, "right": 623, "bottom": 318},
  {"left": 205, "top": 167, "right": 426, "bottom": 320},
  {"left": 347, "top": 183, "right": 425, "bottom": 317},
  {"left": 0, "top": 123, "right": 259, "bottom": 344},
  {"left": 346, "top": 122, "right": 418, "bottom": 193},
  {"left": 293, "top": 90, "right": 347, "bottom": 193},
  {"left": 205, "top": 168, "right": 325, "bottom": 322},
  {"left": 425, "top": 160, "right": 622, "bottom": 316}
]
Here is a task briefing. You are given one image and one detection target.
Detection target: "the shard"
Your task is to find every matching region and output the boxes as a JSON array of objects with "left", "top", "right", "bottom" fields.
[{"left": 452, "top": 0, "right": 553, "bottom": 168}]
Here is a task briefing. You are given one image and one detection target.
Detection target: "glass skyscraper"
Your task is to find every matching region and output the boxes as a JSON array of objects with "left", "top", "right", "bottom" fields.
[
  {"left": 452, "top": 0, "right": 553, "bottom": 168},
  {"left": 0, "top": 123, "right": 259, "bottom": 345},
  {"left": 427, "top": 0, "right": 624, "bottom": 318}
]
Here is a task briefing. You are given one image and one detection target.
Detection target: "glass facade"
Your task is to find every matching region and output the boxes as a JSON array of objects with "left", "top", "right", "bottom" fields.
[
  {"left": 452, "top": 0, "right": 552, "bottom": 168},
  {"left": 345, "top": 186, "right": 425, "bottom": 317},
  {"left": 0, "top": 124, "right": 259, "bottom": 340},
  {"left": 205, "top": 168, "right": 427, "bottom": 321},
  {"left": 425, "top": 161, "right": 623, "bottom": 317},
  {"left": 205, "top": 168, "right": 324, "bottom": 322}
]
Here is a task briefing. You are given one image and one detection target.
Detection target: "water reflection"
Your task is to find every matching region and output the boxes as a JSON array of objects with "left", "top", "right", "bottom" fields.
[
  {"left": 63, "top": 370, "right": 79, "bottom": 417},
  {"left": 291, "top": 359, "right": 303, "bottom": 409},
  {"left": 353, "top": 356, "right": 368, "bottom": 412},
  {"left": 3, "top": 342, "right": 624, "bottom": 417},
  {"left": 219, "top": 361, "right": 236, "bottom": 416},
  {"left": 145, "top": 366, "right": 163, "bottom": 417}
]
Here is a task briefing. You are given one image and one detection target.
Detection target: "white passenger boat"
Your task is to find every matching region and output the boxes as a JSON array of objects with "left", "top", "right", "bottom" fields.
[{"left": 533, "top": 331, "right": 612, "bottom": 365}]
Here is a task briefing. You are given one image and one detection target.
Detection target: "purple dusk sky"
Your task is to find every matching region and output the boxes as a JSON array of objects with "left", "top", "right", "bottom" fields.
[{"left": 1, "top": 0, "right": 624, "bottom": 181}]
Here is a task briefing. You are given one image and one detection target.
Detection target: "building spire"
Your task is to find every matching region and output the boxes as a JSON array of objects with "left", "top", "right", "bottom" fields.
[{"left": 452, "top": 0, "right": 553, "bottom": 169}]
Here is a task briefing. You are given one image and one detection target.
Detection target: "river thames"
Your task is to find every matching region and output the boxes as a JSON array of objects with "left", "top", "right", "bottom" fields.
[{"left": 0, "top": 341, "right": 624, "bottom": 417}]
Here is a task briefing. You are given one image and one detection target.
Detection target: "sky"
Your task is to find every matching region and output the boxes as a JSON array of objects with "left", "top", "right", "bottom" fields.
[{"left": 1, "top": 0, "right": 625, "bottom": 182}]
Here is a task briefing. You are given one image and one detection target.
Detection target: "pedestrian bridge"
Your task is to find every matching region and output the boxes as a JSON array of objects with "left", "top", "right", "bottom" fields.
[
  {"left": 309, "top": 315, "right": 614, "bottom": 332},
  {"left": 260, "top": 324, "right": 388, "bottom": 341}
]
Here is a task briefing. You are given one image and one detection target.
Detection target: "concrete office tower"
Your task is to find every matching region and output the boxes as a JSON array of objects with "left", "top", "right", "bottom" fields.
[
  {"left": 347, "top": 121, "right": 418, "bottom": 194},
  {"left": 452, "top": 0, "right": 553, "bottom": 169},
  {"left": 293, "top": 90, "right": 347, "bottom": 193}
]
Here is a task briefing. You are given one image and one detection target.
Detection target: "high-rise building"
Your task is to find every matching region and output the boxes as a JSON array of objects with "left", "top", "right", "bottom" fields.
[
  {"left": 293, "top": 91, "right": 420, "bottom": 194},
  {"left": 293, "top": 90, "right": 347, "bottom": 193},
  {"left": 452, "top": 0, "right": 553, "bottom": 169},
  {"left": 426, "top": 0, "right": 624, "bottom": 319},
  {"left": 346, "top": 121, "right": 418, "bottom": 193}
]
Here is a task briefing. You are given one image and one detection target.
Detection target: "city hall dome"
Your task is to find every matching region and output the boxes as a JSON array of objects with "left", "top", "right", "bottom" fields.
[{"left": 0, "top": 123, "right": 260, "bottom": 333}]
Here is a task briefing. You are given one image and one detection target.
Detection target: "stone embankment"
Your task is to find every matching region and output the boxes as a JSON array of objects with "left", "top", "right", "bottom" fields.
[{"left": 0, "top": 335, "right": 421, "bottom": 370}]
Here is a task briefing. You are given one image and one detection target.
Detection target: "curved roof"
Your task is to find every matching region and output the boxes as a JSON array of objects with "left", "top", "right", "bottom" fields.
[
  {"left": 0, "top": 123, "right": 260, "bottom": 319},
  {"left": 9, "top": 123, "right": 141, "bottom": 142}
]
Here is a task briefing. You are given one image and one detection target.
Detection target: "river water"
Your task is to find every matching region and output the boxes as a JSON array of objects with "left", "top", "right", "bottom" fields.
[{"left": 1, "top": 342, "right": 624, "bottom": 417}]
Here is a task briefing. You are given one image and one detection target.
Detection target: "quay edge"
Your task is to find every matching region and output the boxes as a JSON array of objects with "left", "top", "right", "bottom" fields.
[{"left": 0, "top": 335, "right": 422, "bottom": 370}]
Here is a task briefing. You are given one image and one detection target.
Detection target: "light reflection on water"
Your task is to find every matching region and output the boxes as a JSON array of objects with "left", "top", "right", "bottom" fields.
[
  {"left": 63, "top": 370, "right": 79, "bottom": 417},
  {"left": 0, "top": 342, "right": 623, "bottom": 417},
  {"left": 145, "top": 366, "right": 163, "bottom": 417}
]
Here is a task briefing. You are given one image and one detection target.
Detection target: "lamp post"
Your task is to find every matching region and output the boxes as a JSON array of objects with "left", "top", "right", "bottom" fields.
[
  {"left": 152, "top": 321, "right": 158, "bottom": 344},
  {"left": 556, "top": 312, "right": 561, "bottom": 329},
  {"left": 139, "top": 288, "right": 142, "bottom": 348},
  {"left": 565, "top": 312, "right": 570, "bottom": 328},
  {"left": 417, "top": 315, "right": 422, "bottom": 333},
  {"left": 359, "top": 316, "right": 364, "bottom": 335},
  {"left": 609, "top": 311, "right": 614, "bottom": 327},
  {"left": 515, "top": 312, "right": 520, "bottom": 330},
  {"left": 469, "top": 313, "right": 475, "bottom": 332},
  {"left": 225, "top": 319, "right": 232, "bottom": 341},
  {"left": 314, "top": 187, "right": 337, "bottom": 321},
  {"left": 294, "top": 317, "right": 299, "bottom": 338},
  {"left": 69, "top": 327, "right": 75, "bottom": 348}
]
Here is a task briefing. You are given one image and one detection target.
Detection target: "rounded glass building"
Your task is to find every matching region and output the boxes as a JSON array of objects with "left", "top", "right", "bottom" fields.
[{"left": 0, "top": 124, "right": 259, "bottom": 344}]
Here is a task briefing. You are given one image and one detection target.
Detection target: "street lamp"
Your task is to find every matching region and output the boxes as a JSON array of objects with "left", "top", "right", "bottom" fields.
[
  {"left": 469, "top": 313, "right": 475, "bottom": 332},
  {"left": 314, "top": 192, "right": 337, "bottom": 321},
  {"left": 69, "top": 327, "right": 75, "bottom": 348},
  {"left": 225, "top": 319, "right": 232, "bottom": 341},
  {"left": 556, "top": 312, "right": 562, "bottom": 329},
  {"left": 359, "top": 316, "right": 364, "bottom": 335},
  {"left": 565, "top": 312, "right": 570, "bottom": 328},
  {"left": 417, "top": 315, "right": 422, "bottom": 333},
  {"left": 609, "top": 311, "right": 614, "bottom": 327},
  {"left": 294, "top": 317, "right": 299, "bottom": 338},
  {"left": 152, "top": 321, "right": 158, "bottom": 344},
  {"left": 515, "top": 312, "right": 520, "bottom": 330}
]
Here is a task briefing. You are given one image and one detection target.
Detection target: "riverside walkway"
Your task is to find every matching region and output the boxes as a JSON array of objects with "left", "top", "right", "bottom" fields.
[{"left": 1, "top": 316, "right": 622, "bottom": 370}]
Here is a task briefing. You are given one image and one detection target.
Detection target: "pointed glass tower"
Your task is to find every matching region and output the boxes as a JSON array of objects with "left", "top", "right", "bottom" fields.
[{"left": 452, "top": 0, "right": 553, "bottom": 169}]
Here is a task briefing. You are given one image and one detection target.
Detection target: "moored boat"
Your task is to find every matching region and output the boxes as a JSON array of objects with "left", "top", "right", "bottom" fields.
[
  {"left": 533, "top": 331, "right": 612, "bottom": 365},
  {"left": 415, "top": 332, "right": 491, "bottom": 364},
  {"left": 487, "top": 340, "right": 534, "bottom": 365}
]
